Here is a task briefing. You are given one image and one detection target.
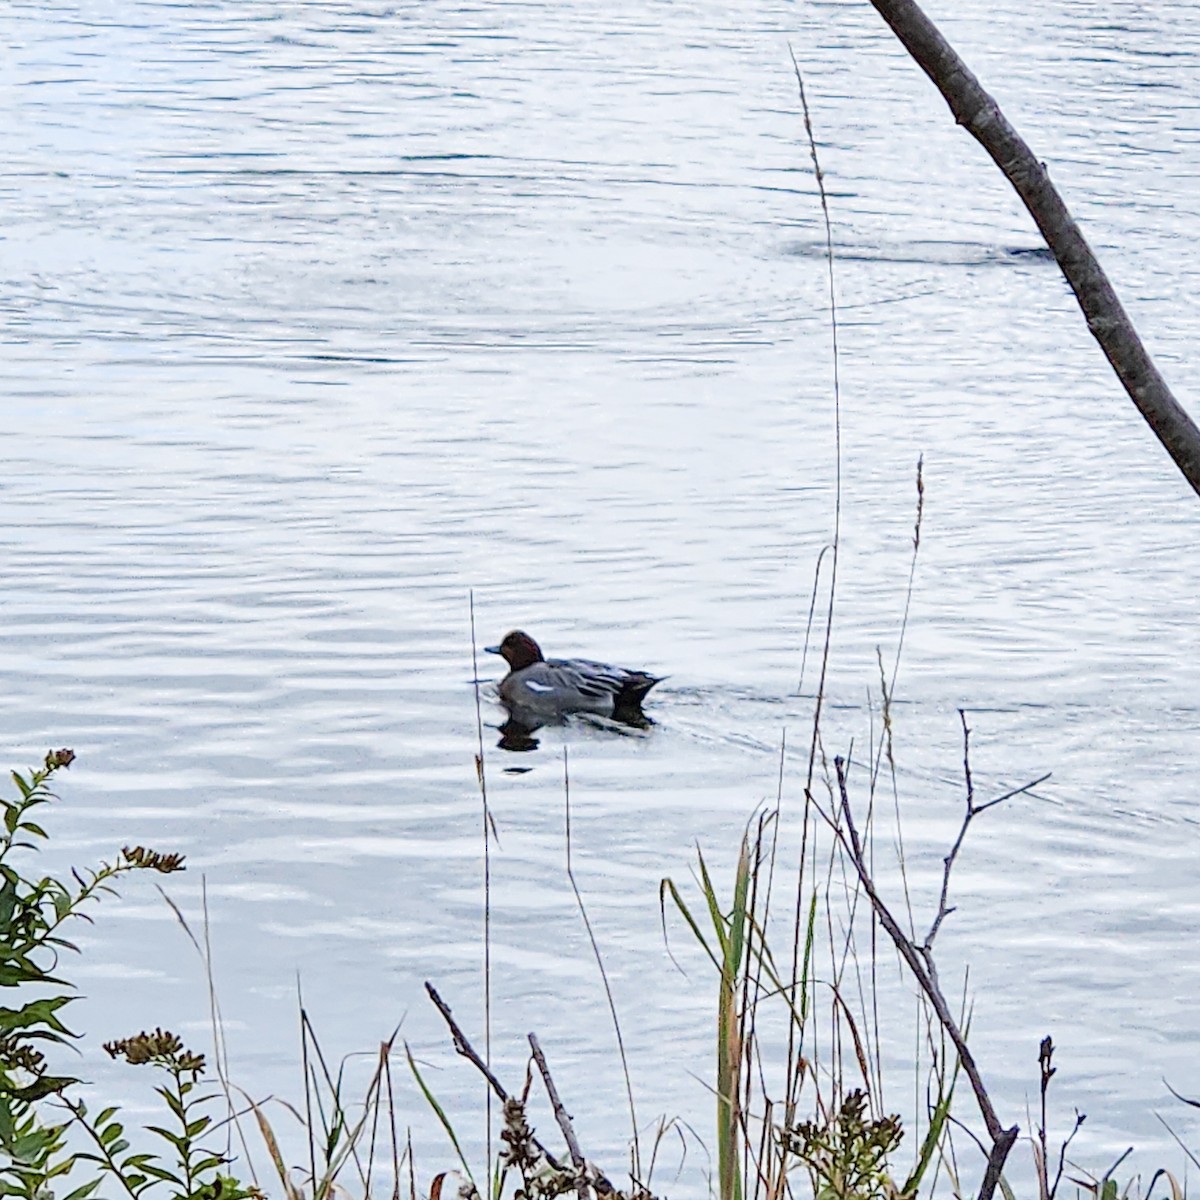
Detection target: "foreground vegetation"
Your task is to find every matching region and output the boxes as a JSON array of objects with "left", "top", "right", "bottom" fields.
[
  {"left": 0, "top": 738, "right": 1194, "bottom": 1200},
  {"left": 0, "top": 750, "right": 253, "bottom": 1200}
]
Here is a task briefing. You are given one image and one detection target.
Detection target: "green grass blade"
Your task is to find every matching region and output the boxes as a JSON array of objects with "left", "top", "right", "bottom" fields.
[
  {"left": 659, "top": 877, "right": 721, "bottom": 972},
  {"left": 716, "top": 835, "right": 750, "bottom": 1200},
  {"left": 697, "top": 848, "right": 731, "bottom": 956},
  {"left": 404, "top": 1044, "right": 476, "bottom": 1192}
]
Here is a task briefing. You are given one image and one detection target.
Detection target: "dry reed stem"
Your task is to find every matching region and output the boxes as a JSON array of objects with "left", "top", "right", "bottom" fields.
[
  {"left": 467, "top": 588, "right": 494, "bottom": 1178},
  {"left": 563, "top": 747, "right": 643, "bottom": 1188},
  {"left": 784, "top": 44, "right": 843, "bottom": 1168}
]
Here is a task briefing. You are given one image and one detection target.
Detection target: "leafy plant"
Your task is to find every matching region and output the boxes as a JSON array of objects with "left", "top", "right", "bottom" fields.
[
  {"left": 66, "top": 1029, "right": 260, "bottom": 1200},
  {"left": 784, "top": 1090, "right": 908, "bottom": 1200},
  {"left": 0, "top": 748, "right": 258, "bottom": 1200}
]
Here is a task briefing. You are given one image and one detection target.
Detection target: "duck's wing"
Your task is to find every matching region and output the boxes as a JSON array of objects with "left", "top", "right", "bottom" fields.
[{"left": 542, "top": 656, "right": 634, "bottom": 702}]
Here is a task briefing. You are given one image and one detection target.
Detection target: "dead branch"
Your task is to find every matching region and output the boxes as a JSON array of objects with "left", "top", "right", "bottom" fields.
[
  {"left": 1164, "top": 1080, "right": 1200, "bottom": 1111},
  {"left": 528, "top": 1032, "right": 594, "bottom": 1200},
  {"left": 925, "top": 711, "right": 1051, "bottom": 950},
  {"left": 424, "top": 982, "right": 567, "bottom": 1174},
  {"left": 1034, "top": 1035, "right": 1086, "bottom": 1200},
  {"left": 831, "top": 756, "right": 1019, "bottom": 1200},
  {"left": 864, "top": 0, "right": 1200, "bottom": 498}
]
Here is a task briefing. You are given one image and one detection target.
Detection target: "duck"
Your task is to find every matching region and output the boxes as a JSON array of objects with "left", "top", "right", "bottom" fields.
[{"left": 485, "top": 630, "right": 663, "bottom": 720}]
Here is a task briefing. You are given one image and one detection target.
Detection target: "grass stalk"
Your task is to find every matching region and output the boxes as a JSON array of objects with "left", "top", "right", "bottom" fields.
[
  {"left": 468, "top": 589, "right": 494, "bottom": 1181},
  {"left": 563, "top": 748, "right": 643, "bottom": 1187}
]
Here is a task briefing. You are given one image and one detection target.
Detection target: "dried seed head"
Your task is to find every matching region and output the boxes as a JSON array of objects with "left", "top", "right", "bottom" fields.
[
  {"left": 122, "top": 846, "right": 187, "bottom": 873},
  {"left": 104, "top": 1028, "right": 205, "bottom": 1073},
  {"left": 0, "top": 1033, "right": 46, "bottom": 1076}
]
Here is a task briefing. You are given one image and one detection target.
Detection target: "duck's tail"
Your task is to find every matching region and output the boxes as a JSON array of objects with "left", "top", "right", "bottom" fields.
[{"left": 614, "top": 672, "right": 665, "bottom": 714}]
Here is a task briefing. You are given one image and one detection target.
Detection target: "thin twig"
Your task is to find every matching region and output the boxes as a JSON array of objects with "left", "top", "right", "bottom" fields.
[
  {"left": 528, "top": 1033, "right": 594, "bottom": 1200},
  {"left": 425, "top": 982, "right": 510, "bottom": 1107},
  {"left": 925, "top": 713, "right": 1051, "bottom": 950},
  {"left": 976, "top": 774, "right": 1052, "bottom": 814},
  {"left": 866, "top": 0, "right": 1200, "bottom": 496},
  {"left": 1053, "top": 1114, "right": 1085, "bottom": 1200},
  {"left": 1035, "top": 1036, "right": 1086, "bottom": 1200},
  {"left": 424, "top": 983, "right": 567, "bottom": 1174},
  {"left": 832, "top": 757, "right": 1019, "bottom": 1200},
  {"left": 1037, "top": 1035, "right": 1053, "bottom": 1200},
  {"left": 1155, "top": 1109, "right": 1200, "bottom": 1172},
  {"left": 1164, "top": 1079, "right": 1200, "bottom": 1110}
]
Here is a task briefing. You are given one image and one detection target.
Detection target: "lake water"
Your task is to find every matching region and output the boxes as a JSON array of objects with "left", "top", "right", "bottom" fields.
[{"left": 3, "top": 0, "right": 1199, "bottom": 1194}]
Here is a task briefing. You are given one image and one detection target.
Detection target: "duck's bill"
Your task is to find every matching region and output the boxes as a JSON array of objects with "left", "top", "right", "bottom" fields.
[{"left": 484, "top": 644, "right": 501, "bottom": 655}]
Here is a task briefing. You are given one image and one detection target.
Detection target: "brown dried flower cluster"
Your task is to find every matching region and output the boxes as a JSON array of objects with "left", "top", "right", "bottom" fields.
[
  {"left": 121, "top": 846, "right": 187, "bottom": 873},
  {"left": 104, "top": 1028, "right": 206, "bottom": 1073},
  {"left": 0, "top": 1032, "right": 46, "bottom": 1076}
]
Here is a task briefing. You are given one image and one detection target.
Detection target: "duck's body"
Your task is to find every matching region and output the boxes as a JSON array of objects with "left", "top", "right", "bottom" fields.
[{"left": 486, "top": 630, "right": 662, "bottom": 720}]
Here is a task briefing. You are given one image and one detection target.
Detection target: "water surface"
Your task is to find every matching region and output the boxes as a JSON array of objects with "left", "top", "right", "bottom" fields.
[{"left": 3, "top": 0, "right": 1200, "bottom": 1190}]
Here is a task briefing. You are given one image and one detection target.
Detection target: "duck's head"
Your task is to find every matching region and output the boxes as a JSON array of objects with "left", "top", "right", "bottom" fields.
[{"left": 485, "top": 630, "right": 545, "bottom": 670}]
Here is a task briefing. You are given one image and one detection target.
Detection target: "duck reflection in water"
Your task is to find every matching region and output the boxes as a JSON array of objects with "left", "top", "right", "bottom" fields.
[
  {"left": 496, "top": 705, "right": 656, "bottom": 752},
  {"left": 486, "top": 630, "right": 663, "bottom": 752}
]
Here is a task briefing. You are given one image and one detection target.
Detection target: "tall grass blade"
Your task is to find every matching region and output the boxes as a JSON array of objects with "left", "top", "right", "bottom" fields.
[
  {"left": 659, "top": 878, "right": 721, "bottom": 972},
  {"left": 716, "top": 836, "right": 751, "bottom": 1200},
  {"left": 904, "top": 1068, "right": 957, "bottom": 1195},
  {"left": 404, "top": 1044, "right": 477, "bottom": 1193},
  {"left": 247, "top": 1100, "right": 304, "bottom": 1200}
]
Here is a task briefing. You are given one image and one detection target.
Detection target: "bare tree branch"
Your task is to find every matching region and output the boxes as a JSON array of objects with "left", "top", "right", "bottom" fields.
[
  {"left": 831, "top": 756, "right": 1019, "bottom": 1200},
  {"left": 424, "top": 982, "right": 567, "bottom": 1174},
  {"left": 864, "top": 0, "right": 1200, "bottom": 498},
  {"left": 925, "top": 711, "right": 1050, "bottom": 951}
]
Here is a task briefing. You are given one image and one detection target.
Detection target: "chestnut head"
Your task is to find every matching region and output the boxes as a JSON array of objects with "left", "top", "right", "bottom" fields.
[{"left": 484, "top": 630, "right": 545, "bottom": 671}]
